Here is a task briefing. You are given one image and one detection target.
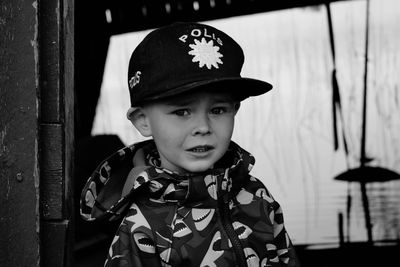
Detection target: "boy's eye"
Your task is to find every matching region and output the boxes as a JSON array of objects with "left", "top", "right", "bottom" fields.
[
  {"left": 172, "top": 109, "right": 190, "bottom": 116},
  {"left": 211, "top": 107, "right": 227, "bottom": 114}
]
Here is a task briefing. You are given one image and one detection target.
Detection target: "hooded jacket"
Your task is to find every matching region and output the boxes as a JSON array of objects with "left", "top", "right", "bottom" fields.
[{"left": 80, "top": 140, "right": 300, "bottom": 267}]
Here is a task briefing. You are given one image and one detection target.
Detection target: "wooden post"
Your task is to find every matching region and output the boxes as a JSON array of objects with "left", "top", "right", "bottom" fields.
[
  {"left": 39, "top": 0, "right": 74, "bottom": 266},
  {"left": 0, "top": 0, "right": 74, "bottom": 266}
]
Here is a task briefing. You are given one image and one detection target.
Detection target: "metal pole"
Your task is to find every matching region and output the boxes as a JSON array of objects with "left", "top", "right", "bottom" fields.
[{"left": 360, "top": 0, "right": 373, "bottom": 245}]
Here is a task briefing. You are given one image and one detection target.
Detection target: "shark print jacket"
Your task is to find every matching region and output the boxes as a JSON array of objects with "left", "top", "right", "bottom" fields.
[{"left": 80, "top": 140, "right": 300, "bottom": 267}]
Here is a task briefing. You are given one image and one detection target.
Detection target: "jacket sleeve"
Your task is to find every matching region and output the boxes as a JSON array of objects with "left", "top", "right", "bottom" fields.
[
  {"left": 270, "top": 198, "right": 301, "bottom": 267},
  {"left": 105, "top": 204, "right": 162, "bottom": 267},
  {"left": 249, "top": 177, "right": 301, "bottom": 267}
]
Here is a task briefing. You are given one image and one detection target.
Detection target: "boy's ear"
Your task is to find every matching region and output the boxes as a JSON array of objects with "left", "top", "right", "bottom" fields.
[{"left": 126, "top": 107, "right": 152, "bottom": 137}]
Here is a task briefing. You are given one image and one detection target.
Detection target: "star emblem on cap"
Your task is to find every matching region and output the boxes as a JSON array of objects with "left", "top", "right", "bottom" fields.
[{"left": 188, "top": 38, "right": 223, "bottom": 69}]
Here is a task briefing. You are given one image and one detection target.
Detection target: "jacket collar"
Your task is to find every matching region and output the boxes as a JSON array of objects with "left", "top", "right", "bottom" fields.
[{"left": 80, "top": 140, "right": 255, "bottom": 221}]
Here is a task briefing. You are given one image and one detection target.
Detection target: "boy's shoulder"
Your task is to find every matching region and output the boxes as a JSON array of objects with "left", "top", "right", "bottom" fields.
[
  {"left": 241, "top": 175, "right": 279, "bottom": 204},
  {"left": 80, "top": 140, "right": 153, "bottom": 221}
]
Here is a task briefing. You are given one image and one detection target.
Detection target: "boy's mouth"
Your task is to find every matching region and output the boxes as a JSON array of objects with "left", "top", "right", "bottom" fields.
[{"left": 187, "top": 145, "right": 213, "bottom": 153}]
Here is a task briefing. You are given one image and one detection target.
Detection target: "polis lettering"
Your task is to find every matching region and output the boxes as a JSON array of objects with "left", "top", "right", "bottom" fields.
[{"left": 178, "top": 28, "right": 223, "bottom": 46}]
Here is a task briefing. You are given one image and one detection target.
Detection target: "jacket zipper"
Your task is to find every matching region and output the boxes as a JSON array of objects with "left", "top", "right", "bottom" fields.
[{"left": 218, "top": 196, "right": 247, "bottom": 267}]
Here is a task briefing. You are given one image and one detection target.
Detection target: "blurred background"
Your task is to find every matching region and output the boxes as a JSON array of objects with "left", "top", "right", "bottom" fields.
[{"left": 74, "top": 0, "right": 400, "bottom": 266}]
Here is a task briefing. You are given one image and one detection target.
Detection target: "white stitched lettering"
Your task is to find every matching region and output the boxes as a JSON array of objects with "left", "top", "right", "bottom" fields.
[
  {"left": 204, "top": 28, "right": 211, "bottom": 38},
  {"left": 179, "top": 34, "right": 188, "bottom": 43},
  {"left": 178, "top": 28, "right": 223, "bottom": 46},
  {"left": 191, "top": 29, "right": 201, "bottom": 37},
  {"left": 129, "top": 71, "right": 141, "bottom": 88}
]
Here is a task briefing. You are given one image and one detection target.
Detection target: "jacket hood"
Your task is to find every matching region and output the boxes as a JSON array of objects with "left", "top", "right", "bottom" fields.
[{"left": 80, "top": 139, "right": 255, "bottom": 222}]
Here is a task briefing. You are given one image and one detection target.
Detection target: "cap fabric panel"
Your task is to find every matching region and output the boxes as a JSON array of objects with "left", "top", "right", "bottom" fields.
[{"left": 127, "top": 22, "right": 273, "bottom": 107}]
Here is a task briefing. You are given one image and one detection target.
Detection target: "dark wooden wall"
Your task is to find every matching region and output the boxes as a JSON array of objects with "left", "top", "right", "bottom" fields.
[
  {"left": 0, "top": 0, "right": 41, "bottom": 265},
  {"left": 0, "top": 0, "right": 74, "bottom": 266}
]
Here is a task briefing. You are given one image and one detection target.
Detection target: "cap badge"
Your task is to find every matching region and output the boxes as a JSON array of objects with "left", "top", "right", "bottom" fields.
[{"left": 188, "top": 38, "right": 223, "bottom": 70}]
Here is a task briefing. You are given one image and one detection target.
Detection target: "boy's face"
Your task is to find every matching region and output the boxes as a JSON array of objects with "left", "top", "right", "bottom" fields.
[{"left": 130, "top": 91, "right": 239, "bottom": 174}]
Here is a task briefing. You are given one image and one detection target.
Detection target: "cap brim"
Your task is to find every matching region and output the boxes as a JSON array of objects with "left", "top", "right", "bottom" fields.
[{"left": 136, "top": 77, "right": 273, "bottom": 105}]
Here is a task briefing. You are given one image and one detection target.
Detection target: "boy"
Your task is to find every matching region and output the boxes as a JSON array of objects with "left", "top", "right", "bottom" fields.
[{"left": 80, "top": 22, "right": 300, "bottom": 267}]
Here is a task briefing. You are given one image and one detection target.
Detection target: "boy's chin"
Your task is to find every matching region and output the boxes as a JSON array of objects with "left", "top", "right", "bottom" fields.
[{"left": 180, "top": 163, "right": 214, "bottom": 174}]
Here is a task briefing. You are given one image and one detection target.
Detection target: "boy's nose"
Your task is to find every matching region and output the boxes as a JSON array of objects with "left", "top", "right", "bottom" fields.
[{"left": 192, "top": 114, "right": 211, "bottom": 136}]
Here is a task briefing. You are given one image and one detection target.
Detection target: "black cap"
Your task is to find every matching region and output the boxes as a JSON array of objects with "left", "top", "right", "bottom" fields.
[{"left": 127, "top": 22, "right": 273, "bottom": 106}]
